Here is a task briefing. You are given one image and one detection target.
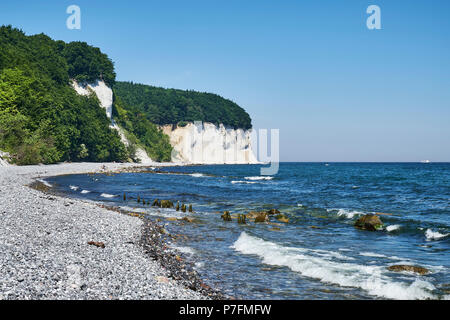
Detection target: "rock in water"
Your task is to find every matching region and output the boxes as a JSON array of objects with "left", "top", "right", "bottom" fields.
[
  {"left": 267, "top": 209, "right": 280, "bottom": 215},
  {"left": 354, "top": 214, "right": 383, "bottom": 231},
  {"left": 275, "top": 213, "right": 289, "bottom": 223},
  {"left": 254, "top": 212, "right": 269, "bottom": 223},
  {"left": 221, "top": 211, "right": 232, "bottom": 221},
  {"left": 176, "top": 202, "right": 180, "bottom": 211},
  {"left": 246, "top": 211, "right": 269, "bottom": 222},
  {"left": 180, "top": 217, "right": 194, "bottom": 223},
  {"left": 387, "top": 265, "right": 429, "bottom": 275},
  {"left": 152, "top": 199, "right": 160, "bottom": 207},
  {"left": 188, "top": 204, "right": 193, "bottom": 212},
  {"left": 181, "top": 204, "right": 187, "bottom": 213}
]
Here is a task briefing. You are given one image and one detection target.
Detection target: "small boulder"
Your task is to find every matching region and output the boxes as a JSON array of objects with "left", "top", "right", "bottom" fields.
[
  {"left": 387, "top": 265, "right": 429, "bottom": 275},
  {"left": 254, "top": 212, "right": 269, "bottom": 223},
  {"left": 354, "top": 214, "right": 383, "bottom": 231},
  {"left": 181, "top": 204, "right": 187, "bottom": 213},
  {"left": 180, "top": 216, "right": 194, "bottom": 223},
  {"left": 276, "top": 213, "right": 289, "bottom": 223},
  {"left": 246, "top": 211, "right": 259, "bottom": 219},
  {"left": 88, "top": 241, "right": 105, "bottom": 249},
  {"left": 267, "top": 209, "right": 280, "bottom": 215},
  {"left": 152, "top": 199, "right": 161, "bottom": 207},
  {"left": 188, "top": 204, "right": 193, "bottom": 212}
]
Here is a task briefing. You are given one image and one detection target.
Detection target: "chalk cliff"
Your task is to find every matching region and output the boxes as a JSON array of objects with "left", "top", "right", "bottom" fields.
[
  {"left": 71, "top": 80, "right": 154, "bottom": 164},
  {"left": 161, "top": 122, "right": 258, "bottom": 164}
]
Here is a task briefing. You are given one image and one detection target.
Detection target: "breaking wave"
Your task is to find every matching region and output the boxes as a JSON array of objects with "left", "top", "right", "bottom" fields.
[
  {"left": 244, "top": 176, "right": 273, "bottom": 181},
  {"left": 231, "top": 180, "right": 257, "bottom": 184},
  {"left": 425, "top": 229, "right": 449, "bottom": 240},
  {"left": 232, "top": 232, "right": 437, "bottom": 300},
  {"left": 100, "top": 193, "right": 117, "bottom": 198}
]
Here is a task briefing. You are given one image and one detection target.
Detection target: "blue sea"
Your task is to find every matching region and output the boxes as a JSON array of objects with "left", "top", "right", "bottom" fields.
[{"left": 46, "top": 163, "right": 450, "bottom": 300}]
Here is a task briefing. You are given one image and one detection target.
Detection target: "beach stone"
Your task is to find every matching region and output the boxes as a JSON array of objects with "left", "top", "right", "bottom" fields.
[
  {"left": 267, "top": 209, "right": 280, "bottom": 215},
  {"left": 87, "top": 241, "right": 105, "bottom": 248},
  {"left": 387, "top": 265, "right": 429, "bottom": 275},
  {"left": 275, "top": 214, "right": 289, "bottom": 223},
  {"left": 354, "top": 214, "right": 383, "bottom": 231},
  {"left": 254, "top": 212, "right": 269, "bottom": 223},
  {"left": 179, "top": 217, "right": 194, "bottom": 223}
]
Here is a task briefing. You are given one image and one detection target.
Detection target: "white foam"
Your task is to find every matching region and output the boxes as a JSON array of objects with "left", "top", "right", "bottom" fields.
[
  {"left": 81, "top": 190, "right": 90, "bottom": 194},
  {"left": 425, "top": 229, "right": 449, "bottom": 241},
  {"left": 359, "top": 252, "right": 387, "bottom": 258},
  {"left": 232, "top": 232, "right": 436, "bottom": 300},
  {"left": 231, "top": 180, "right": 257, "bottom": 184},
  {"left": 328, "top": 209, "right": 363, "bottom": 219},
  {"left": 244, "top": 176, "right": 273, "bottom": 181},
  {"left": 69, "top": 185, "right": 79, "bottom": 191},
  {"left": 386, "top": 225, "right": 401, "bottom": 232},
  {"left": 100, "top": 193, "right": 117, "bottom": 198},
  {"left": 190, "top": 173, "right": 204, "bottom": 178},
  {"left": 172, "top": 246, "right": 196, "bottom": 255}
]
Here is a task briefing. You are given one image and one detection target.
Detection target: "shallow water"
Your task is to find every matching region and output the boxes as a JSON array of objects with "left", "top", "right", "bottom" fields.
[{"left": 47, "top": 163, "right": 450, "bottom": 300}]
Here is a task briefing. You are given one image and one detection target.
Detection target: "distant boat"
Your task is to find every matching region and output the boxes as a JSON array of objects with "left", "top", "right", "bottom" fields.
[
  {"left": 325, "top": 163, "right": 329, "bottom": 166},
  {"left": 420, "top": 160, "right": 431, "bottom": 163}
]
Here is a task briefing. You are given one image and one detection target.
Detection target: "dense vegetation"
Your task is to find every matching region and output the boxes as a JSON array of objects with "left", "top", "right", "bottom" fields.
[
  {"left": 113, "top": 81, "right": 252, "bottom": 130},
  {"left": 0, "top": 25, "right": 127, "bottom": 164},
  {"left": 113, "top": 95, "right": 172, "bottom": 162},
  {"left": 0, "top": 26, "right": 253, "bottom": 165}
]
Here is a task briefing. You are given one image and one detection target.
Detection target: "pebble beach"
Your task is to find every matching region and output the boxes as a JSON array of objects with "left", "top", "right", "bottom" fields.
[{"left": 0, "top": 162, "right": 212, "bottom": 300}]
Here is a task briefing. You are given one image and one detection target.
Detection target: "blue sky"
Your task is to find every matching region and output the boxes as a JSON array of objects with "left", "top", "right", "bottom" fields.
[{"left": 1, "top": 0, "right": 449, "bottom": 161}]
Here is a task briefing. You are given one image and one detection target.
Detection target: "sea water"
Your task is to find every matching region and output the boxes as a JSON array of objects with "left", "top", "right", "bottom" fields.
[{"left": 46, "top": 163, "right": 450, "bottom": 300}]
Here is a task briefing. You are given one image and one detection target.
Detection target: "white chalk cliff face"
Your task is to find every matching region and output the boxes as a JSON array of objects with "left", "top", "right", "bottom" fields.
[
  {"left": 161, "top": 122, "right": 258, "bottom": 164},
  {"left": 71, "top": 80, "right": 257, "bottom": 165},
  {"left": 71, "top": 80, "right": 154, "bottom": 164}
]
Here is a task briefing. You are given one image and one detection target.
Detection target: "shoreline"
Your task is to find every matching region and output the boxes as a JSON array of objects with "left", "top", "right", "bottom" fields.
[{"left": 0, "top": 162, "right": 225, "bottom": 300}]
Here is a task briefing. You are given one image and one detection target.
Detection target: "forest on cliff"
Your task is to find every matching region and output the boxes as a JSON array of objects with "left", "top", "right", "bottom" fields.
[{"left": 0, "top": 26, "right": 252, "bottom": 165}]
